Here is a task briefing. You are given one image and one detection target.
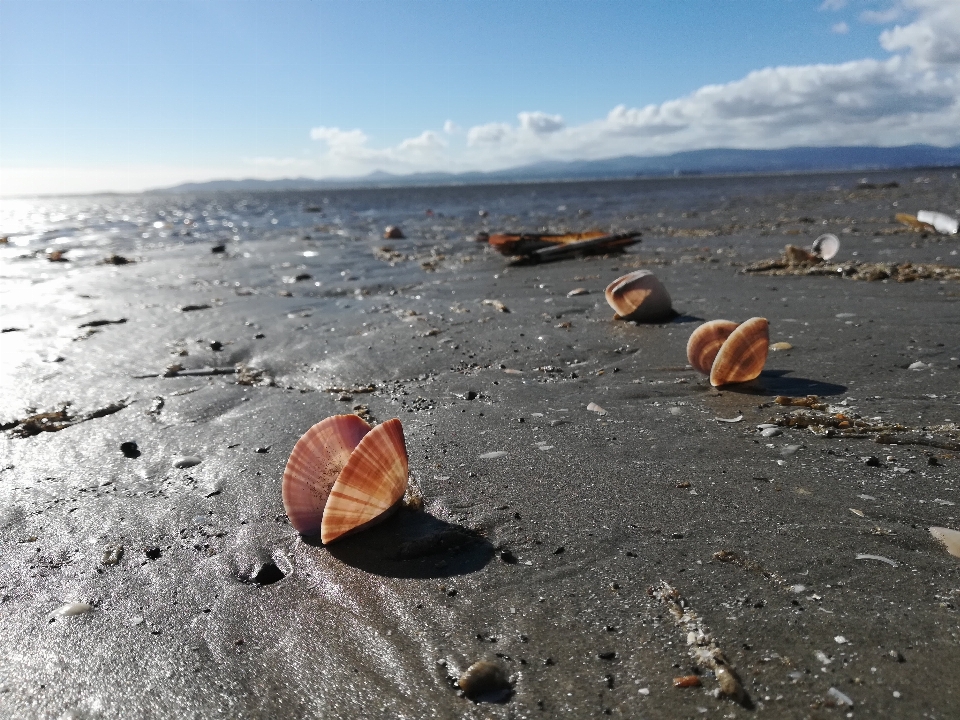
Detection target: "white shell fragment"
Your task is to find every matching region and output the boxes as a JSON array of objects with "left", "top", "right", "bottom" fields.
[
  {"left": 566, "top": 288, "right": 589, "bottom": 297},
  {"left": 916, "top": 210, "right": 959, "bottom": 235},
  {"left": 587, "top": 402, "right": 608, "bottom": 415},
  {"left": 714, "top": 415, "right": 743, "bottom": 423},
  {"left": 52, "top": 602, "right": 93, "bottom": 617},
  {"left": 828, "top": 687, "right": 854, "bottom": 707},
  {"left": 811, "top": 233, "right": 840, "bottom": 260},
  {"left": 930, "top": 526, "right": 960, "bottom": 558},
  {"left": 855, "top": 553, "right": 899, "bottom": 567},
  {"left": 479, "top": 451, "right": 507, "bottom": 459},
  {"left": 172, "top": 456, "right": 202, "bottom": 469},
  {"left": 761, "top": 427, "right": 782, "bottom": 437}
]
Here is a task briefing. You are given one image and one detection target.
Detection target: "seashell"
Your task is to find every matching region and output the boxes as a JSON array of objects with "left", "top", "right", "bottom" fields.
[
  {"left": 603, "top": 270, "right": 673, "bottom": 322},
  {"left": 52, "top": 602, "right": 93, "bottom": 617},
  {"left": 383, "top": 225, "right": 404, "bottom": 239},
  {"left": 172, "top": 455, "right": 201, "bottom": 469},
  {"left": 458, "top": 660, "right": 512, "bottom": 702},
  {"left": 930, "top": 526, "right": 960, "bottom": 558},
  {"left": 282, "top": 414, "right": 371, "bottom": 536},
  {"left": 320, "top": 418, "right": 408, "bottom": 544},
  {"left": 769, "top": 341, "right": 792, "bottom": 351},
  {"left": 811, "top": 233, "right": 840, "bottom": 260},
  {"left": 709, "top": 317, "right": 769, "bottom": 387},
  {"left": 685, "top": 320, "right": 738, "bottom": 375}
]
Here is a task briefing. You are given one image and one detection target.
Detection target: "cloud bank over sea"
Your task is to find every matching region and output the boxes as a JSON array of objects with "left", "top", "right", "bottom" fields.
[{"left": 305, "top": 0, "right": 960, "bottom": 178}]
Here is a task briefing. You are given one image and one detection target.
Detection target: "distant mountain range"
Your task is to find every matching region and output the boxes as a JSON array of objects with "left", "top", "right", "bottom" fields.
[{"left": 155, "top": 144, "right": 960, "bottom": 193}]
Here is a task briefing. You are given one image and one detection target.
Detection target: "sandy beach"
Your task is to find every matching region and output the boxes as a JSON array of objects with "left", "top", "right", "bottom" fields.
[{"left": 2, "top": 170, "right": 959, "bottom": 719}]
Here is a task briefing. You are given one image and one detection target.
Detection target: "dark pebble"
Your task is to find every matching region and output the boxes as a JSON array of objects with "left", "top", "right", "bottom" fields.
[
  {"left": 211, "top": 244, "right": 226, "bottom": 253},
  {"left": 553, "top": 546, "right": 565, "bottom": 554},
  {"left": 120, "top": 441, "right": 141, "bottom": 459},
  {"left": 499, "top": 549, "right": 518, "bottom": 564},
  {"left": 863, "top": 456, "right": 882, "bottom": 467},
  {"left": 254, "top": 446, "right": 270, "bottom": 454},
  {"left": 209, "top": 340, "right": 223, "bottom": 351},
  {"left": 144, "top": 546, "right": 161, "bottom": 560}
]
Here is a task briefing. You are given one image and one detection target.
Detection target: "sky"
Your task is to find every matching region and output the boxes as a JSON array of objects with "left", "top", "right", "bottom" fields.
[{"left": 1, "top": 0, "right": 959, "bottom": 195}]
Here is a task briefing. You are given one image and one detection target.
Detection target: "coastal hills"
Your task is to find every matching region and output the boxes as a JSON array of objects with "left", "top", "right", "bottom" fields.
[{"left": 157, "top": 144, "right": 960, "bottom": 193}]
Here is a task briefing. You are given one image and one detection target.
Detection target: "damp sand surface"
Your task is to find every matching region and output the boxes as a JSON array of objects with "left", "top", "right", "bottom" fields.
[{"left": 1, "top": 170, "right": 960, "bottom": 718}]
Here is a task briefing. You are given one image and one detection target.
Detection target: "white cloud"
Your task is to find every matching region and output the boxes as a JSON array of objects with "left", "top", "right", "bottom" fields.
[
  {"left": 294, "top": 0, "right": 960, "bottom": 179},
  {"left": 861, "top": 6, "right": 903, "bottom": 24},
  {"left": 820, "top": 0, "right": 848, "bottom": 10},
  {"left": 832, "top": 21, "right": 850, "bottom": 34}
]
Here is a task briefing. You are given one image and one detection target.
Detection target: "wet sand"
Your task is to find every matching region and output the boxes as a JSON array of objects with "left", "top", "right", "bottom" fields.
[{"left": 2, "top": 173, "right": 960, "bottom": 718}]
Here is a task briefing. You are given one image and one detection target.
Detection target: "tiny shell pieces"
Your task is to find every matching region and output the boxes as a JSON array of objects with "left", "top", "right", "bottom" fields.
[
  {"left": 686, "top": 320, "right": 738, "bottom": 375},
  {"left": 710, "top": 317, "right": 769, "bottom": 386},
  {"left": 604, "top": 270, "right": 673, "bottom": 323},
  {"left": 282, "top": 414, "right": 371, "bottom": 536},
  {"left": 930, "top": 526, "right": 960, "bottom": 558},
  {"left": 321, "top": 418, "right": 409, "bottom": 544}
]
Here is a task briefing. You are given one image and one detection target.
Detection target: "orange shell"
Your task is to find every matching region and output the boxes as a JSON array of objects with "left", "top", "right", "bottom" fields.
[
  {"left": 320, "top": 418, "right": 409, "bottom": 544},
  {"left": 686, "top": 320, "right": 739, "bottom": 375},
  {"left": 604, "top": 270, "right": 673, "bottom": 322},
  {"left": 281, "top": 414, "right": 371, "bottom": 536},
  {"left": 709, "top": 317, "right": 769, "bottom": 386}
]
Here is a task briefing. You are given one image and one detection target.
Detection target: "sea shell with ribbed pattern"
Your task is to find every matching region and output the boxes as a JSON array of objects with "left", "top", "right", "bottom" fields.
[
  {"left": 603, "top": 270, "right": 673, "bottom": 322},
  {"left": 282, "top": 415, "right": 408, "bottom": 543},
  {"left": 687, "top": 317, "right": 769, "bottom": 387}
]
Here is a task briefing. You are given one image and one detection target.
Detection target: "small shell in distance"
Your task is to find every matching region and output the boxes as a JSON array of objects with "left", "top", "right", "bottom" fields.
[
  {"left": 321, "top": 418, "right": 409, "bottom": 544},
  {"left": 812, "top": 233, "right": 840, "bottom": 260},
  {"left": 710, "top": 317, "right": 769, "bottom": 387},
  {"left": 282, "top": 414, "right": 371, "bottom": 536},
  {"left": 686, "top": 320, "right": 739, "bottom": 375},
  {"left": 604, "top": 270, "right": 673, "bottom": 322}
]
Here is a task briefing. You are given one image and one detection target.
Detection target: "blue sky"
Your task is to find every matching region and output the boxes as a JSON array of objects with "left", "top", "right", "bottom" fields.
[{"left": 1, "top": 0, "right": 959, "bottom": 194}]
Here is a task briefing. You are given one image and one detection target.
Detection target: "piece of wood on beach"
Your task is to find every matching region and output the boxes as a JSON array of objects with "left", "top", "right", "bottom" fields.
[
  {"left": 486, "top": 230, "right": 641, "bottom": 262},
  {"left": 515, "top": 232, "right": 641, "bottom": 264}
]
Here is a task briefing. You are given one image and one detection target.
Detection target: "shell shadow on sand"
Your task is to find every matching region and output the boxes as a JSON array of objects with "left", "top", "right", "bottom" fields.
[
  {"left": 307, "top": 508, "right": 495, "bottom": 579},
  {"left": 719, "top": 369, "right": 847, "bottom": 397}
]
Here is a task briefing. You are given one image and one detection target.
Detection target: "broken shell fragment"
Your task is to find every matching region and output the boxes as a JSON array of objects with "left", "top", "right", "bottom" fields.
[
  {"left": 604, "top": 270, "right": 673, "bottom": 322},
  {"left": 811, "top": 233, "right": 840, "bottom": 260},
  {"left": 686, "top": 320, "right": 738, "bottom": 375},
  {"left": 458, "top": 660, "right": 512, "bottom": 702},
  {"left": 709, "top": 317, "right": 769, "bottom": 387},
  {"left": 930, "top": 526, "right": 960, "bottom": 558},
  {"left": 281, "top": 415, "right": 408, "bottom": 543}
]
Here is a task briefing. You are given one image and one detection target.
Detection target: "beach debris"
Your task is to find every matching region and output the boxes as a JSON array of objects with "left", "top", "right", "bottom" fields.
[
  {"left": 604, "top": 270, "right": 674, "bottom": 322},
  {"left": 827, "top": 687, "right": 855, "bottom": 707},
  {"left": 384, "top": 226, "right": 404, "bottom": 239},
  {"left": 487, "top": 230, "right": 641, "bottom": 261},
  {"left": 587, "top": 402, "right": 608, "bottom": 415},
  {"left": 211, "top": 244, "right": 226, "bottom": 253},
  {"left": 895, "top": 212, "right": 935, "bottom": 232},
  {"left": 458, "top": 660, "right": 512, "bottom": 702},
  {"left": 929, "top": 527, "right": 960, "bottom": 558},
  {"left": 282, "top": 415, "right": 408, "bottom": 543},
  {"left": 481, "top": 299, "right": 510, "bottom": 313},
  {"left": 4, "top": 401, "right": 127, "bottom": 438},
  {"left": 178, "top": 303, "right": 211, "bottom": 312},
  {"left": 687, "top": 318, "right": 769, "bottom": 387},
  {"left": 566, "top": 288, "right": 589, "bottom": 297},
  {"left": 173, "top": 456, "right": 202, "bottom": 469},
  {"left": 714, "top": 414, "right": 743, "bottom": 423},
  {"left": 101, "top": 545, "right": 124, "bottom": 566},
  {"left": 479, "top": 451, "right": 507, "bottom": 459},
  {"left": 46, "top": 249, "right": 68, "bottom": 262},
  {"left": 120, "top": 441, "right": 140, "bottom": 458},
  {"left": 649, "top": 582, "right": 749, "bottom": 706},
  {"left": 78, "top": 318, "right": 127, "bottom": 328},
  {"left": 761, "top": 427, "right": 782, "bottom": 438},
  {"left": 744, "top": 258, "right": 960, "bottom": 282},
  {"left": 811, "top": 233, "right": 840, "bottom": 260},
  {"left": 769, "top": 341, "right": 792, "bottom": 351},
  {"left": 917, "top": 210, "right": 959, "bottom": 235},
  {"left": 855, "top": 553, "right": 899, "bottom": 567},
  {"left": 101, "top": 254, "right": 133, "bottom": 265},
  {"left": 51, "top": 602, "right": 93, "bottom": 618},
  {"left": 673, "top": 675, "right": 702, "bottom": 688}
]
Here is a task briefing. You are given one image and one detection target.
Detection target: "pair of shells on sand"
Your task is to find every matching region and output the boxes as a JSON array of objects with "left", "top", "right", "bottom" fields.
[
  {"left": 282, "top": 415, "right": 408, "bottom": 544},
  {"left": 687, "top": 317, "right": 769, "bottom": 387}
]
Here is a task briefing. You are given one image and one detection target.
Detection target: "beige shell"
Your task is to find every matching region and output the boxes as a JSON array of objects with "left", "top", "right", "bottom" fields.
[
  {"left": 282, "top": 414, "right": 371, "bottom": 536},
  {"left": 686, "top": 320, "right": 739, "bottom": 375},
  {"left": 604, "top": 270, "right": 673, "bottom": 322},
  {"left": 709, "top": 317, "right": 769, "bottom": 386},
  {"left": 320, "top": 418, "right": 409, "bottom": 544},
  {"left": 930, "top": 526, "right": 960, "bottom": 558}
]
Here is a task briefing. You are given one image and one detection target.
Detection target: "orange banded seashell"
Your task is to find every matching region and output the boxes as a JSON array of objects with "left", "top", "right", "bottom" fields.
[
  {"left": 687, "top": 317, "right": 769, "bottom": 387},
  {"left": 604, "top": 270, "right": 673, "bottom": 322},
  {"left": 282, "top": 415, "right": 408, "bottom": 543}
]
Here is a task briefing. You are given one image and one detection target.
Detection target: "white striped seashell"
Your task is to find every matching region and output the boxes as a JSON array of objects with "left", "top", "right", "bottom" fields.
[
  {"left": 686, "top": 320, "right": 739, "bottom": 375},
  {"left": 282, "top": 414, "right": 372, "bottom": 536},
  {"left": 709, "top": 317, "right": 769, "bottom": 387},
  {"left": 604, "top": 270, "right": 673, "bottom": 322},
  {"left": 321, "top": 418, "right": 409, "bottom": 544},
  {"left": 811, "top": 233, "right": 840, "bottom": 260}
]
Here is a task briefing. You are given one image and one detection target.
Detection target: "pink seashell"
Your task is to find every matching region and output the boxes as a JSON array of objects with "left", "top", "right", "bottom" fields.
[
  {"left": 604, "top": 270, "right": 673, "bottom": 322},
  {"left": 282, "top": 414, "right": 371, "bottom": 536},
  {"left": 709, "top": 317, "right": 769, "bottom": 386},
  {"left": 686, "top": 320, "right": 739, "bottom": 375},
  {"left": 321, "top": 418, "right": 409, "bottom": 544}
]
